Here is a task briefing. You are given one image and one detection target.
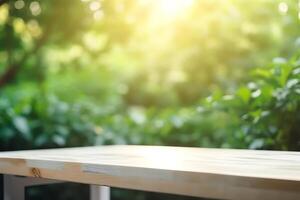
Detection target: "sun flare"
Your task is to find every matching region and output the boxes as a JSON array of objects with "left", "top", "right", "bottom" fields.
[{"left": 155, "top": 0, "right": 194, "bottom": 18}]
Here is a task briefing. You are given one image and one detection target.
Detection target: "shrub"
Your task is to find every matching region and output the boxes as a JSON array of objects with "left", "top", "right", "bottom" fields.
[
  {"left": 202, "top": 53, "right": 300, "bottom": 150},
  {"left": 0, "top": 87, "right": 97, "bottom": 151}
]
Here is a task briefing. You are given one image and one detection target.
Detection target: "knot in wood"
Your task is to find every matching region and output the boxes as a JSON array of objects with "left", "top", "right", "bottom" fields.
[{"left": 31, "top": 168, "right": 42, "bottom": 178}]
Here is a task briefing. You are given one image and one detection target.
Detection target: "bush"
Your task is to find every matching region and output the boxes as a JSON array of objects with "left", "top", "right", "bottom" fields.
[
  {"left": 202, "top": 53, "right": 300, "bottom": 150},
  {"left": 94, "top": 52, "right": 300, "bottom": 151},
  {"left": 0, "top": 87, "right": 97, "bottom": 151}
]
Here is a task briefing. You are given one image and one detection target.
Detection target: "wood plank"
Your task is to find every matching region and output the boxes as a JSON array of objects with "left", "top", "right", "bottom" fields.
[{"left": 0, "top": 145, "right": 299, "bottom": 200}]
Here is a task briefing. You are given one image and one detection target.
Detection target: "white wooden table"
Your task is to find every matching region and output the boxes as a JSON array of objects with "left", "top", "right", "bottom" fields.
[{"left": 0, "top": 145, "right": 300, "bottom": 200}]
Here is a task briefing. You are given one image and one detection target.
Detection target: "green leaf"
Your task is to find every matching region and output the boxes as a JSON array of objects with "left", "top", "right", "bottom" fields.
[
  {"left": 237, "top": 87, "right": 251, "bottom": 103},
  {"left": 53, "top": 135, "right": 66, "bottom": 146},
  {"left": 286, "top": 79, "right": 299, "bottom": 89},
  {"left": 279, "top": 65, "right": 293, "bottom": 86},
  {"left": 249, "top": 139, "right": 264, "bottom": 149},
  {"left": 13, "top": 116, "right": 31, "bottom": 140}
]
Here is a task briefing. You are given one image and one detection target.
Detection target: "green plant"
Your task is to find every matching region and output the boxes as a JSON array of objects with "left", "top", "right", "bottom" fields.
[
  {"left": 202, "top": 53, "right": 300, "bottom": 150},
  {"left": 0, "top": 87, "right": 97, "bottom": 151}
]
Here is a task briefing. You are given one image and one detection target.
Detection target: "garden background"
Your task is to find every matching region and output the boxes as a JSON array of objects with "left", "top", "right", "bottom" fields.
[{"left": 0, "top": 0, "right": 299, "bottom": 199}]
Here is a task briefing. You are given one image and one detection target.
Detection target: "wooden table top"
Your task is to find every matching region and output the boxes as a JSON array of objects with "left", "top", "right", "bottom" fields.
[{"left": 0, "top": 145, "right": 299, "bottom": 200}]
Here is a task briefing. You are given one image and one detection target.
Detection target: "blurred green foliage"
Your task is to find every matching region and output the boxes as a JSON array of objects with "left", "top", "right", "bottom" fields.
[
  {"left": 202, "top": 53, "right": 300, "bottom": 150},
  {"left": 0, "top": 0, "right": 300, "bottom": 199},
  {"left": 1, "top": 53, "right": 299, "bottom": 151},
  {"left": 0, "top": 87, "right": 97, "bottom": 151}
]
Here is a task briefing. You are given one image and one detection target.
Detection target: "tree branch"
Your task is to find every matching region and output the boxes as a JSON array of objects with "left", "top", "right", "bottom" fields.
[
  {"left": 0, "top": 34, "right": 49, "bottom": 88},
  {"left": 0, "top": 0, "right": 9, "bottom": 7}
]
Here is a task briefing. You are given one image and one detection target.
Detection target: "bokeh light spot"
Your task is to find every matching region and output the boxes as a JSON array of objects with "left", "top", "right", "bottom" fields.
[
  {"left": 30, "top": 1, "right": 42, "bottom": 16},
  {"left": 14, "top": 0, "right": 25, "bottom": 10},
  {"left": 93, "top": 10, "right": 104, "bottom": 21},
  {"left": 278, "top": 2, "right": 288, "bottom": 14},
  {"left": 27, "top": 20, "right": 42, "bottom": 38},
  {"left": 0, "top": 5, "right": 9, "bottom": 24},
  {"left": 89, "top": 1, "right": 101, "bottom": 11}
]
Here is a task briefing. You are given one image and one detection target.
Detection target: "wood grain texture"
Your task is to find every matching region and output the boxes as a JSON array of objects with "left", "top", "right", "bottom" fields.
[{"left": 0, "top": 145, "right": 299, "bottom": 200}]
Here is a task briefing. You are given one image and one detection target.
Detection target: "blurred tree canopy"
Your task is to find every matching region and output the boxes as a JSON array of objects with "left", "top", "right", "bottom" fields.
[
  {"left": 0, "top": 0, "right": 300, "bottom": 199},
  {"left": 1, "top": 0, "right": 299, "bottom": 104}
]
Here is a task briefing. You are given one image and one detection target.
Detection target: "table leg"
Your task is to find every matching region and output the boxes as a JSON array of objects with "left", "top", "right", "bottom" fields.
[
  {"left": 90, "top": 185, "right": 110, "bottom": 200},
  {"left": 0, "top": 175, "right": 3, "bottom": 200}
]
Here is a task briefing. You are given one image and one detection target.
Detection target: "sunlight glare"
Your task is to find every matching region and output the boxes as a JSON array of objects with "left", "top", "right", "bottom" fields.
[
  {"left": 90, "top": 1, "right": 101, "bottom": 11},
  {"left": 143, "top": 147, "right": 183, "bottom": 169},
  {"left": 156, "top": 0, "right": 194, "bottom": 18}
]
